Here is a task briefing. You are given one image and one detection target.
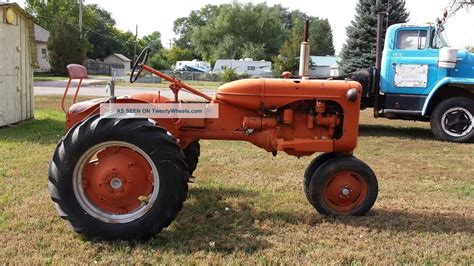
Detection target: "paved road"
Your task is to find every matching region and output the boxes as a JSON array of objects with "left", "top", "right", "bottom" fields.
[{"left": 34, "top": 81, "right": 216, "bottom": 100}]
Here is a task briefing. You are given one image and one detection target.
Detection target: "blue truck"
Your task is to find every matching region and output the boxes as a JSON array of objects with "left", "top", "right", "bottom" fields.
[{"left": 352, "top": 13, "right": 474, "bottom": 143}]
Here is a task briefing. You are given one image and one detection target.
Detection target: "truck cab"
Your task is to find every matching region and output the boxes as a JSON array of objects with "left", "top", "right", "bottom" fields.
[{"left": 376, "top": 23, "right": 474, "bottom": 142}]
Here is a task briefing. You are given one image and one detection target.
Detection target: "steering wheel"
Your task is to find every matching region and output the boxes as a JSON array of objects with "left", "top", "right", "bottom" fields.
[{"left": 130, "top": 47, "right": 151, "bottom": 83}]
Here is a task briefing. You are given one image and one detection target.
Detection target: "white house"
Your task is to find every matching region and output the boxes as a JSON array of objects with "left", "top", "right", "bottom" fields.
[
  {"left": 104, "top": 53, "right": 131, "bottom": 76},
  {"left": 0, "top": 2, "right": 37, "bottom": 126},
  {"left": 213, "top": 58, "right": 271, "bottom": 77},
  {"left": 309, "top": 56, "right": 340, "bottom": 78},
  {"left": 34, "top": 23, "right": 50, "bottom": 72},
  {"left": 175, "top": 59, "right": 211, "bottom": 73}
]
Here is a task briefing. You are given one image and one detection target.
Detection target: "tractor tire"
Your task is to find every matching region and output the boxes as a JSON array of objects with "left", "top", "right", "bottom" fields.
[
  {"left": 303, "top": 153, "right": 340, "bottom": 202},
  {"left": 430, "top": 97, "right": 474, "bottom": 143},
  {"left": 48, "top": 116, "right": 188, "bottom": 240},
  {"left": 183, "top": 141, "right": 200, "bottom": 176},
  {"left": 305, "top": 156, "right": 378, "bottom": 216}
]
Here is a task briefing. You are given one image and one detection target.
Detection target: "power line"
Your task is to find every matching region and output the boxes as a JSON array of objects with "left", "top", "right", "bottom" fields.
[{"left": 34, "top": 14, "right": 139, "bottom": 47}]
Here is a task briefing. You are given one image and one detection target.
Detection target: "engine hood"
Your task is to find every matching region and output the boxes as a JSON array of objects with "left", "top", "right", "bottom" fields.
[{"left": 451, "top": 49, "right": 474, "bottom": 78}]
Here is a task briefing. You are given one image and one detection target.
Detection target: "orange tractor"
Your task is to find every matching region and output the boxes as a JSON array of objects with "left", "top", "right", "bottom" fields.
[{"left": 49, "top": 24, "right": 378, "bottom": 240}]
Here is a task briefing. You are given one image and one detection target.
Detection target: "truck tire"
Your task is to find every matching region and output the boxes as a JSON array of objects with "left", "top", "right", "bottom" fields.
[
  {"left": 303, "top": 153, "right": 340, "bottom": 202},
  {"left": 430, "top": 97, "right": 474, "bottom": 143},
  {"left": 48, "top": 116, "right": 188, "bottom": 240},
  {"left": 305, "top": 156, "right": 378, "bottom": 216},
  {"left": 183, "top": 141, "right": 200, "bottom": 176}
]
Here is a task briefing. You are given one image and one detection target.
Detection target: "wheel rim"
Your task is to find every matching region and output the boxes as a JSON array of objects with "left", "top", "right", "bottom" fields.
[
  {"left": 323, "top": 171, "right": 368, "bottom": 213},
  {"left": 441, "top": 107, "right": 473, "bottom": 137},
  {"left": 73, "top": 141, "right": 159, "bottom": 223}
]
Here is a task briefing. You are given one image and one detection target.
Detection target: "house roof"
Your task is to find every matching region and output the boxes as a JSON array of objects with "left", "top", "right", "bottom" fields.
[
  {"left": 108, "top": 53, "right": 131, "bottom": 62},
  {"left": 0, "top": 2, "right": 33, "bottom": 18},
  {"left": 310, "top": 56, "right": 340, "bottom": 67},
  {"left": 34, "top": 24, "right": 49, "bottom": 43}
]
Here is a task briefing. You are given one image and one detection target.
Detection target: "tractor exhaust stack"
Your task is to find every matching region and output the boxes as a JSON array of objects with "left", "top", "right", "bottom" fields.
[{"left": 299, "top": 19, "right": 311, "bottom": 79}]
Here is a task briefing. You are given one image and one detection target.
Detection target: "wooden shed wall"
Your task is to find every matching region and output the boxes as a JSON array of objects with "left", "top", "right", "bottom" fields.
[{"left": 0, "top": 5, "right": 35, "bottom": 127}]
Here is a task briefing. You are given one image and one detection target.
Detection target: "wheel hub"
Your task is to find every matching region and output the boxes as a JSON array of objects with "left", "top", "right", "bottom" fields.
[
  {"left": 75, "top": 143, "right": 158, "bottom": 221},
  {"left": 442, "top": 107, "right": 473, "bottom": 137},
  {"left": 341, "top": 187, "right": 351, "bottom": 197},
  {"left": 323, "top": 171, "right": 368, "bottom": 213},
  {"left": 110, "top": 177, "right": 123, "bottom": 189}
]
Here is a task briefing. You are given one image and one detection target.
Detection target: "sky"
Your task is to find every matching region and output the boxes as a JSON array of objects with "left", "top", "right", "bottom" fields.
[{"left": 18, "top": 0, "right": 474, "bottom": 53}]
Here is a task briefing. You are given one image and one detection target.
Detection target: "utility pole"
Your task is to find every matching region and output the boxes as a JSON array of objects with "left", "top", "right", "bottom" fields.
[
  {"left": 133, "top": 24, "right": 138, "bottom": 65},
  {"left": 169, "top": 39, "right": 173, "bottom": 50},
  {"left": 79, "top": 0, "right": 84, "bottom": 35}
]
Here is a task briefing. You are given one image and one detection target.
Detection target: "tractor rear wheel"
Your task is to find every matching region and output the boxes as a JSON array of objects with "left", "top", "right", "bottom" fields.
[
  {"left": 305, "top": 156, "right": 378, "bottom": 216},
  {"left": 48, "top": 116, "right": 188, "bottom": 240},
  {"left": 183, "top": 141, "right": 200, "bottom": 177}
]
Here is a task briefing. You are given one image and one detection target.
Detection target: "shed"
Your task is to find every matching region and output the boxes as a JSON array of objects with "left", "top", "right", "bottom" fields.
[
  {"left": 0, "top": 2, "right": 37, "bottom": 127},
  {"left": 309, "top": 56, "right": 340, "bottom": 78},
  {"left": 34, "top": 23, "right": 50, "bottom": 72},
  {"left": 213, "top": 58, "right": 271, "bottom": 77},
  {"left": 104, "top": 53, "right": 131, "bottom": 76}
]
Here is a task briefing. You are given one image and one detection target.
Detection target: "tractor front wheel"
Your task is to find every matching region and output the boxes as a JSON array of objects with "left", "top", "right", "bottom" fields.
[
  {"left": 48, "top": 116, "right": 188, "bottom": 240},
  {"left": 305, "top": 156, "right": 378, "bottom": 216},
  {"left": 183, "top": 141, "right": 200, "bottom": 177}
]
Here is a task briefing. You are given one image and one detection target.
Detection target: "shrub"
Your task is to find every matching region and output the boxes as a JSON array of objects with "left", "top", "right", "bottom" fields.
[{"left": 220, "top": 68, "right": 239, "bottom": 82}]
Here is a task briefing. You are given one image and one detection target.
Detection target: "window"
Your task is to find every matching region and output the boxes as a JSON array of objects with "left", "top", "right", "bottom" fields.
[
  {"left": 221, "top": 66, "right": 227, "bottom": 70},
  {"left": 41, "top": 49, "right": 47, "bottom": 59},
  {"left": 396, "top": 30, "right": 427, "bottom": 50},
  {"left": 431, "top": 29, "right": 448, "bottom": 49},
  {"left": 247, "top": 66, "right": 256, "bottom": 71}
]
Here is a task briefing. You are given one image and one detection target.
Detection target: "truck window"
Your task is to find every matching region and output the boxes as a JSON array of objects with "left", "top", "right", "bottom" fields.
[
  {"left": 396, "top": 30, "right": 427, "bottom": 50},
  {"left": 431, "top": 29, "right": 448, "bottom": 49}
]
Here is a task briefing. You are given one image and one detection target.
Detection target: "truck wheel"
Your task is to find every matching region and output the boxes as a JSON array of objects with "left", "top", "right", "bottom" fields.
[
  {"left": 305, "top": 156, "right": 378, "bottom": 216},
  {"left": 430, "top": 97, "right": 474, "bottom": 143},
  {"left": 303, "top": 153, "right": 340, "bottom": 202},
  {"left": 183, "top": 141, "right": 200, "bottom": 177},
  {"left": 48, "top": 116, "right": 188, "bottom": 240}
]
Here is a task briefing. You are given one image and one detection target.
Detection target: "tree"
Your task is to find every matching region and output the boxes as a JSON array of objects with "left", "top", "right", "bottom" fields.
[
  {"left": 272, "top": 28, "right": 301, "bottom": 74},
  {"left": 26, "top": 0, "right": 143, "bottom": 60},
  {"left": 448, "top": 0, "right": 473, "bottom": 15},
  {"left": 149, "top": 50, "right": 171, "bottom": 70},
  {"left": 142, "top": 31, "right": 163, "bottom": 53},
  {"left": 48, "top": 20, "right": 87, "bottom": 75},
  {"left": 272, "top": 13, "right": 336, "bottom": 74},
  {"left": 178, "top": 3, "right": 286, "bottom": 62},
  {"left": 467, "top": 46, "right": 474, "bottom": 52},
  {"left": 311, "top": 18, "right": 336, "bottom": 56},
  {"left": 339, "top": 0, "right": 409, "bottom": 74},
  {"left": 165, "top": 46, "right": 194, "bottom": 65},
  {"left": 173, "top": 4, "right": 220, "bottom": 52}
]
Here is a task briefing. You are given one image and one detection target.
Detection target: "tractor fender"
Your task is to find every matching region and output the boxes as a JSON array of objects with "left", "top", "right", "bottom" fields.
[
  {"left": 66, "top": 93, "right": 170, "bottom": 129},
  {"left": 422, "top": 77, "right": 474, "bottom": 116}
]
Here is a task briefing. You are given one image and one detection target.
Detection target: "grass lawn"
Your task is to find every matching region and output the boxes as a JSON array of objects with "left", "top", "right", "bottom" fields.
[{"left": 0, "top": 96, "right": 472, "bottom": 264}]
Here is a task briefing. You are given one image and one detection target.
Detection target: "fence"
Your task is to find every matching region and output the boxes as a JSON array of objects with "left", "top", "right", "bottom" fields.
[
  {"left": 162, "top": 71, "right": 222, "bottom": 82},
  {"left": 85, "top": 60, "right": 125, "bottom": 76}
]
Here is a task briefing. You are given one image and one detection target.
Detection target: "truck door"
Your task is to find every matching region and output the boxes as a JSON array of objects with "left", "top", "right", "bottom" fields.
[{"left": 385, "top": 28, "right": 439, "bottom": 96}]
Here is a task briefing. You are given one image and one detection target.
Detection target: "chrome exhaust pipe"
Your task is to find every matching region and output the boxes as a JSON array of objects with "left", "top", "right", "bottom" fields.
[{"left": 299, "top": 20, "right": 310, "bottom": 79}]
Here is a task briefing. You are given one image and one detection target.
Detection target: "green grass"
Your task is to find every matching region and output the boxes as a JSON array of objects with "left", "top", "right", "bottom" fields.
[
  {"left": 0, "top": 96, "right": 472, "bottom": 264},
  {"left": 33, "top": 76, "right": 69, "bottom": 82}
]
